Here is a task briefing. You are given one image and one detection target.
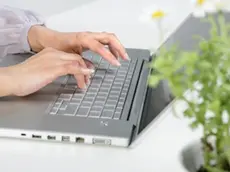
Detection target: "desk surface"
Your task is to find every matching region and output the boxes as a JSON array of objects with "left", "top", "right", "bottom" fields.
[{"left": 0, "top": 0, "right": 203, "bottom": 171}]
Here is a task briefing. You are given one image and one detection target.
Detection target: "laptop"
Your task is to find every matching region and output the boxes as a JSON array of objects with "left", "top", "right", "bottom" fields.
[
  {"left": 0, "top": 46, "right": 171, "bottom": 147},
  {"left": 2, "top": 12, "right": 219, "bottom": 148}
]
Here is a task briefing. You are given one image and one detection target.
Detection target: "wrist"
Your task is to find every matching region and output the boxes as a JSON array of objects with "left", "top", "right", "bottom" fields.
[
  {"left": 0, "top": 68, "right": 13, "bottom": 97},
  {"left": 28, "top": 25, "right": 59, "bottom": 52}
]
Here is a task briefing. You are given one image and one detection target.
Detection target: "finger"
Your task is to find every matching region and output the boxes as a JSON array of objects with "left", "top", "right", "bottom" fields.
[
  {"left": 75, "top": 73, "right": 87, "bottom": 89},
  {"left": 59, "top": 52, "right": 83, "bottom": 61},
  {"left": 92, "top": 32, "right": 129, "bottom": 61},
  {"left": 83, "top": 58, "right": 95, "bottom": 85},
  {"left": 109, "top": 46, "right": 119, "bottom": 59},
  {"left": 83, "top": 58, "right": 95, "bottom": 69},
  {"left": 59, "top": 52, "right": 91, "bottom": 87},
  {"left": 82, "top": 37, "right": 121, "bottom": 66},
  {"left": 57, "top": 61, "right": 95, "bottom": 76}
]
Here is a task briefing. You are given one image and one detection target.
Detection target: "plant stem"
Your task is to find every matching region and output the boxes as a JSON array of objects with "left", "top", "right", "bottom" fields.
[
  {"left": 157, "top": 19, "right": 164, "bottom": 45},
  {"left": 218, "top": 11, "right": 227, "bottom": 40}
]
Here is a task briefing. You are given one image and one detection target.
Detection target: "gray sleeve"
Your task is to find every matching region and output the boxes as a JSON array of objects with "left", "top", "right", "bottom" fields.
[{"left": 0, "top": 6, "right": 44, "bottom": 57}]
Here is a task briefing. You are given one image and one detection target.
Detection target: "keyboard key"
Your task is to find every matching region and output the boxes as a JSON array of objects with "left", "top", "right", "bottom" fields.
[
  {"left": 50, "top": 108, "right": 58, "bottom": 115},
  {"left": 117, "top": 102, "right": 124, "bottom": 108},
  {"left": 111, "top": 87, "right": 121, "bottom": 92},
  {"left": 72, "top": 94, "right": 84, "bottom": 99},
  {"left": 91, "top": 106, "right": 103, "bottom": 112},
  {"left": 53, "top": 100, "right": 63, "bottom": 109},
  {"left": 98, "top": 92, "right": 108, "bottom": 97},
  {"left": 109, "top": 66, "right": 118, "bottom": 70},
  {"left": 113, "top": 112, "right": 122, "bottom": 120},
  {"left": 81, "top": 102, "right": 92, "bottom": 107},
  {"left": 108, "top": 96, "right": 119, "bottom": 101},
  {"left": 88, "top": 87, "right": 99, "bottom": 93},
  {"left": 121, "top": 93, "right": 127, "bottom": 98},
  {"left": 99, "top": 63, "right": 109, "bottom": 69},
  {"left": 104, "top": 104, "right": 116, "bottom": 111},
  {"left": 101, "top": 110, "right": 114, "bottom": 119},
  {"left": 105, "top": 75, "right": 115, "bottom": 80},
  {"left": 96, "top": 96, "right": 106, "bottom": 102},
  {"left": 91, "top": 83, "right": 101, "bottom": 88},
  {"left": 64, "top": 104, "right": 79, "bottom": 116},
  {"left": 114, "top": 83, "right": 123, "bottom": 87},
  {"left": 86, "top": 92, "right": 97, "bottom": 98},
  {"left": 107, "top": 100, "right": 117, "bottom": 105},
  {"left": 91, "top": 79, "right": 102, "bottom": 84},
  {"left": 88, "top": 111, "right": 101, "bottom": 118},
  {"left": 110, "top": 91, "right": 120, "bottom": 96},
  {"left": 70, "top": 99, "right": 81, "bottom": 104},
  {"left": 55, "top": 98, "right": 63, "bottom": 105},
  {"left": 59, "top": 94, "right": 73, "bottom": 101},
  {"left": 116, "top": 107, "right": 123, "bottom": 113},
  {"left": 95, "top": 70, "right": 106, "bottom": 76},
  {"left": 83, "top": 97, "right": 94, "bottom": 102},
  {"left": 64, "top": 85, "right": 76, "bottom": 90},
  {"left": 99, "top": 88, "right": 110, "bottom": 92},
  {"left": 94, "top": 101, "right": 104, "bottom": 107},
  {"left": 60, "top": 101, "right": 68, "bottom": 110},
  {"left": 101, "top": 83, "right": 112, "bottom": 87},
  {"left": 77, "top": 107, "right": 90, "bottom": 117}
]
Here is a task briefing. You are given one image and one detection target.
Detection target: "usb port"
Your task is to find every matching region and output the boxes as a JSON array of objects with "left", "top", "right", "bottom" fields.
[
  {"left": 76, "top": 137, "right": 85, "bottom": 143},
  {"left": 62, "top": 136, "right": 70, "bottom": 142},
  {"left": 47, "top": 135, "right": 56, "bottom": 140},
  {"left": 32, "top": 134, "right": 42, "bottom": 139},
  {"left": 93, "top": 138, "right": 111, "bottom": 145}
]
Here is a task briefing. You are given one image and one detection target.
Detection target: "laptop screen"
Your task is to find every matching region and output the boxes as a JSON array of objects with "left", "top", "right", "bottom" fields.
[{"left": 137, "top": 81, "right": 173, "bottom": 134}]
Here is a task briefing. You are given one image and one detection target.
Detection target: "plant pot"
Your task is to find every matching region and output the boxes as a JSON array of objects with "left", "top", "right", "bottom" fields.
[{"left": 180, "top": 141, "right": 204, "bottom": 172}]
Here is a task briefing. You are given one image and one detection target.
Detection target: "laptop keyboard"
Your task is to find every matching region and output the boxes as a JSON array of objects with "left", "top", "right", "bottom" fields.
[{"left": 49, "top": 54, "right": 137, "bottom": 120}]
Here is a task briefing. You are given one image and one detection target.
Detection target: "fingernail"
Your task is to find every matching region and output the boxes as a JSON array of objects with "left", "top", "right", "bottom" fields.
[
  {"left": 113, "top": 60, "right": 121, "bottom": 66},
  {"left": 82, "top": 68, "right": 95, "bottom": 74},
  {"left": 125, "top": 53, "right": 130, "bottom": 61},
  {"left": 87, "top": 79, "right": 91, "bottom": 85}
]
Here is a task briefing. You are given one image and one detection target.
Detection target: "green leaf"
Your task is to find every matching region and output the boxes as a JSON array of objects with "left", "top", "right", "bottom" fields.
[
  {"left": 190, "top": 120, "right": 200, "bottom": 129},
  {"left": 205, "top": 166, "right": 228, "bottom": 172},
  {"left": 222, "top": 84, "right": 230, "bottom": 92},
  {"left": 148, "top": 75, "right": 161, "bottom": 87},
  {"left": 183, "top": 108, "right": 194, "bottom": 118},
  {"left": 199, "top": 60, "right": 212, "bottom": 70},
  {"left": 209, "top": 100, "right": 220, "bottom": 114}
]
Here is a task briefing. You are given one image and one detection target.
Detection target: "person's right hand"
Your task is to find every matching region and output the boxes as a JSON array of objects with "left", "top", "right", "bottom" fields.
[{"left": 0, "top": 48, "right": 94, "bottom": 97}]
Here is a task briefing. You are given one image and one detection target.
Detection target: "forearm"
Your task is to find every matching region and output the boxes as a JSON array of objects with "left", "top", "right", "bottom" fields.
[
  {"left": 0, "top": 68, "right": 12, "bottom": 97},
  {"left": 28, "top": 25, "right": 59, "bottom": 52}
]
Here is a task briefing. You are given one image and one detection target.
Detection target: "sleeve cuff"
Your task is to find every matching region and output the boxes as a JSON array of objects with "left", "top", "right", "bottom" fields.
[{"left": 21, "top": 22, "right": 45, "bottom": 54}]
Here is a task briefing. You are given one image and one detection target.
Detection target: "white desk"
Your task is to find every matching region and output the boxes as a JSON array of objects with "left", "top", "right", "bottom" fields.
[{"left": 0, "top": 0, "right": 203, "bottom": 171}]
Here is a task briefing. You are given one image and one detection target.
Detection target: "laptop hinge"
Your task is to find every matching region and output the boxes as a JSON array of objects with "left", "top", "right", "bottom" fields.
[{"left": 128, "top": 60, "right": 150, "bottom": 125}]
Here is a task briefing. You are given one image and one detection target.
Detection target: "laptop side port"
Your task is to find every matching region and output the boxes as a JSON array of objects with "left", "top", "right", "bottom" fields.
[
  {"left": 47, "top": 135, "right": 56, "bottom": 140},
  {"left": 93, "top": 138, "right": 111, "bottom": 145},
  {"left": 21, "top": 133, "right": 26, "bottom": 136},
  {"left": 32, "top": 134, "right": 42, "bottom": 139},
  {"left": 61, "top": 136, "right": 70, "bottom": 142},
  {"left": 76, "top": 137, "right": 85, "bottom": 143}
]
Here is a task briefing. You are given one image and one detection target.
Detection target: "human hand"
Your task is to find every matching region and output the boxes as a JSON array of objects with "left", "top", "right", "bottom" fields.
[
  {"left": 0, "top": 48, "right": 94, "bottom": 97},
  {"left": 28, "top": 26, "right": 129, "bottom": 66}
]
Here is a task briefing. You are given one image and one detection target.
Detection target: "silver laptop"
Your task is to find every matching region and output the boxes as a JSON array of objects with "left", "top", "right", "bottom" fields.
[
  {"left": 1, "top": 13, "right": 215, "bottom": 147},
  {"left": 0, "top": 47, "right": 163, "bottom": 147}
]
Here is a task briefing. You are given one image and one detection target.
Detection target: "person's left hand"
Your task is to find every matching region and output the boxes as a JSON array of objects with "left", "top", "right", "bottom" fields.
[{"left": 28, "top": 26, "right": 130, "bottom": 66}]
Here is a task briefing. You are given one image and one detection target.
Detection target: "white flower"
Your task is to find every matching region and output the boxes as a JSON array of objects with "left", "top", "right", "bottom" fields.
[
  {"left": 191, "top": 0, "right": 216, "bottom": 18},
  {"left": 212, "top": 0, "right": 230, "bottom": 12},
  {"left": 139, "top": 5, "right": 167, "bottom": 23}
]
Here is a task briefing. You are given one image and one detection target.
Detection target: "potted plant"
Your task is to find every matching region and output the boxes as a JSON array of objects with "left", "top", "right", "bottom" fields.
[{"left": 147, "top": 0, "right": 230, "bottom": 171}]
